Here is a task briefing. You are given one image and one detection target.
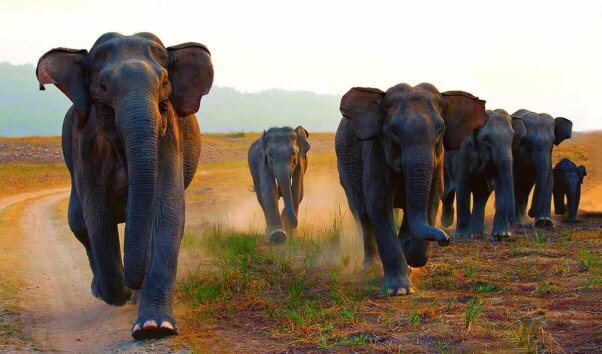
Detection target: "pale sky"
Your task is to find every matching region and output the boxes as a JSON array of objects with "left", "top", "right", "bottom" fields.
[{"left": 1, "top": 0, "right": 601, "bottom": 130}]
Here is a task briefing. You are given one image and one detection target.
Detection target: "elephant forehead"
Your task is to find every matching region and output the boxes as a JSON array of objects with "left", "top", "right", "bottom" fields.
[{"left": 89, "top": 35, "right": 168, "bottom": 67}]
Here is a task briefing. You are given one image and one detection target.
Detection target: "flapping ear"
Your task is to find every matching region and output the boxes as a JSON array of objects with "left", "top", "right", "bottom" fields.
[
  {"left": 441, "top": 91, "right": 488, "bottom": 150},
  {"left": 340, "top": 87, "right": 385, "bottom": 140},
  {"left": 578, "top": 165, "right": 587, "bottom": 183},
  {"left": 295, "top": 126, "right": 310, "bottom": 157},
  {"left": 554, "top": 117, "right": 572, "bottom": 145},
  {"left": 511, "top": 116, "right": 527, "bottom": 150},
  {"left": 167, "top": 42, "right": 214, "bottom": 117},
  {"left": 36, "top": 48, "right": 90, "bottom": 130}
]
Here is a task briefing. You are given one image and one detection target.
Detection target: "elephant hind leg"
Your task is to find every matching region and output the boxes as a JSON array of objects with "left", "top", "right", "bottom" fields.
[{"left": 566, "top": 185, "right": 580, "bottom": 223}]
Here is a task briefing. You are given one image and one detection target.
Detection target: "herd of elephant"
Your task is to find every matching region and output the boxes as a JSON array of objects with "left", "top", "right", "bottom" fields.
[{"left": 33, "top": 32, "right": 587, "bottom": 340}]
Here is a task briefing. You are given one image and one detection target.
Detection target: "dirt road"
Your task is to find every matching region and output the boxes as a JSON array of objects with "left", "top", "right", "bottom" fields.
[{"left": 0, "top": 189, "right": 175, "bottom": 352}]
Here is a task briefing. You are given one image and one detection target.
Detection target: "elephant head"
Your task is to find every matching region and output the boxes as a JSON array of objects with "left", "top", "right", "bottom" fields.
[
  {"left": 261, "top": 126, "right": 310, "bottom": 229},
  {"left": 340, "top": 83, "right": 487, "bottom": 244},
  {"left": 36, "top": 32, "right": 214, "bottom": 289},
  {"left": 512, "top": 109, "right": 572, "bottom": 224},
  {"left": 578, "top": 165, "right": 587, "bottom": 184}
]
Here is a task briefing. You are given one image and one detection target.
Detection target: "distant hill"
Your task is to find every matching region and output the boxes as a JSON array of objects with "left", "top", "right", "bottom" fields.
[{"left": 0, "top": 62, "right": 341, "bottom": 137}]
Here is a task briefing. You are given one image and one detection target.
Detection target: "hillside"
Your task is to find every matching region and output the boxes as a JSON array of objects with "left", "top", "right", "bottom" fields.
[{"left": 0, "top": 62, "right": 340, "bottom": 137}]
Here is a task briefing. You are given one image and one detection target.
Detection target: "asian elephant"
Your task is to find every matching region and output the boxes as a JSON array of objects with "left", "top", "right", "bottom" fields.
[
  {"left": 512, "top": 109, "right": 572, "bottom": 228},
  {"left": 248, "top": 126, "right": 310, "bottom": 243},
  {"left": 36, "top": 32, "right": 213, "bottom": 339},
  {"left": 553, "top": 158, "right": 586, "bottom": 223},
  {"left": 335, "top": 83, "right": 487, "bottom": 295},
  {"left": 441, "top": 109, "right": 525, "bottom": 239}
]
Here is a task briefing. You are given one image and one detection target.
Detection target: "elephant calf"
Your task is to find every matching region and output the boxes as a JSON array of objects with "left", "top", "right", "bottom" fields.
[
  {"left": 248, "top": 126, "right": 310, "bottom": 243},
  {"left": 553, "top": 158, "right": 587, "bottom": 223},
  {"left": 442, "top": 109, "right": 523, "bottom": 239}
]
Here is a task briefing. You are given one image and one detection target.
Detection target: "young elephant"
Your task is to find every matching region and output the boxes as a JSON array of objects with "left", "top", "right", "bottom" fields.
[
  {"left": 248, "top": 127, "right": 310, "bottom": 243},
  {"left": 512, "top": 109, "right": 573, "bottom": 228},
  {"left": 37, "top": 33, "right": 213, "bottom": 339},
  {"left": 336, "top": 83, "right": 487, "bottom": 295},
  {"left": 442, "top": 109, "right": 525, "bottom": 239},
  {"left": 553, "top": 158, "right": 587, "bottom": 223}
]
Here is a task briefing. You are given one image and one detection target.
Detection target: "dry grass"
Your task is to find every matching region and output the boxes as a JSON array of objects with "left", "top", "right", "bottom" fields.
[{"left": 0, "top": 163, "right": 69, "bottom": 198}]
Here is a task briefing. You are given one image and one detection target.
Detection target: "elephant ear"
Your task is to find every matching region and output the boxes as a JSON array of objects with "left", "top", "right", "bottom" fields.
[
  {"left": 554, "top": 117, "right": 572, "bottom": 145},
  {"left": 167, "top": 42, "right": 214, "bottom": 117},
  {"left": 295, "top": 126, "right": 311, "bottom": 157},
  {"left": 441, "top": 91, "right": 488, "bottom": 150},
  {"left": 340, "top": 87, "right": 385, "bottom": 140},
  {"left": 511, "top": 116, "right": 527, "bottom": 150},
  {"left": 578, "top": 165, "right": 587, "bottom": 183},
  {"left": 36, "top": 48, "right": 90, "bottom": 130}
]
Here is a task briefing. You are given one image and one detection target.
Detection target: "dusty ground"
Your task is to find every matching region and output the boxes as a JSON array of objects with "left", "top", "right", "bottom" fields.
[{"left": 0, "top": 131, "right": 600, "bottom": 352}]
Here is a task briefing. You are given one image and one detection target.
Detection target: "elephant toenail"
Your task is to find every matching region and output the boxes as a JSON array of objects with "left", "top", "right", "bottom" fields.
[
  {"left": 132, "top": 324, "right": 141, "bottom": 332},
  {"left": 143, "top": 320, "right": 158, "bottom": 330},
  {"left": 397, "top": 288, "right": 407, "bottom": 295},
  {"left": 160, "top": 321, "right": 174, "bottom": 330}
]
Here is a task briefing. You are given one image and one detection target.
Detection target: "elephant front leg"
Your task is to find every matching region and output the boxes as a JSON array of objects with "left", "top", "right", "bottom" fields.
[
  {"left": 79, "top": 189, "right": 132, "bottom": 306},
  {"left": 470, "top": 182, "right": 490, "bottom": 239},
  {"left": 132, "top": 174, "right": 185, "bottom": 340},
  {"left": 566, "top": 185, "right": 580, "bottom": 223},
  {"left": 454, "top": 181, "right": 472, "bottom": 238}
]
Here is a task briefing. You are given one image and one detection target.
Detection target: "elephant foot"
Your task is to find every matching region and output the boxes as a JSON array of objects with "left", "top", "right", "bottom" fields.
[
  {"left": 565, "top": 218, "right": 581, "bottom": 224},
  {"left": 454, "top": 228, "right": 471, "bottom": 239},
  {"left": 269, "top": 230, "right": 287, "bottom": 244},
  {"left": 471, "top": 232, "right": 485, "bottom": 240},
  {"left": 132, "top": 318, "right": 177, "bottom": 340},
  {"left": 92, "top": 278, "right": 133, "bottom": 306},
  {"left": 534, "top": 217, "right": 553, "bottom": 229},
  {"left": 528, "top": 209, "right": 535, "bottom": 218},
  {"left": 381, "top": 274, "right": 414, "bottom": 296},
  {"left": 441, "top": 206, "right": 454, "bottom": 228},
  {"left": 491, "top": 230, "right": 512, "bottom": 241}
]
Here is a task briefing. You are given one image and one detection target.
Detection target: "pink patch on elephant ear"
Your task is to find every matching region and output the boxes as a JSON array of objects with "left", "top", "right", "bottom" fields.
[{"left": 441, "top": 91, "right": 488, "bottom": 150}]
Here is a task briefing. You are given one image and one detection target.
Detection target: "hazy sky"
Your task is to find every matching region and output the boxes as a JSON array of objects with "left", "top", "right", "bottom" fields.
[{"left": 1, "top": 0, "right": 601, "bottom": 130}]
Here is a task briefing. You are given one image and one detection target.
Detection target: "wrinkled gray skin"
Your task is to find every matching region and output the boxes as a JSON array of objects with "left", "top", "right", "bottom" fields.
[
  {"left": 553, "top": 158, "right": 587, "bottom": 223},
  {"left": 335, "top": 83, "right": 488, "bottom": 295},
  {"left": 248, "top": 126, "right": 310, "bottom": 243},
  {"left": 36, "top": 32, "right": 213, "bottom": 340},
  {"left": 512, "top": 109, "right": 572, "bottom": 228},
  {"left": 442, "top": 109, "right": 524, "bottom": 239}
]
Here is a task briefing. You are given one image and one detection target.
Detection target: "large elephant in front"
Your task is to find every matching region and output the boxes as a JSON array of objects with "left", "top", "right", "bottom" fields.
[
  {"left": 336, "top": 83, "right": 487, "bottom": 295},
  {"left": 511, "top": 109, "right": 572, "bottom": 228},
  {"left": 36, "top": 32, "right": 213, "bottom": 339},
  {"left": 441, "top": 109, "right": 525, "bottom": 239},
  {"left": 248, "top": 126, "right": 310, "bottom": 243}
]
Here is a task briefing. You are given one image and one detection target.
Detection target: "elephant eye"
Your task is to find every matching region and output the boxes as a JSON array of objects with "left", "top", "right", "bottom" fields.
[{"left": 159, "top": 100, "right": 170, "bottom": 115}]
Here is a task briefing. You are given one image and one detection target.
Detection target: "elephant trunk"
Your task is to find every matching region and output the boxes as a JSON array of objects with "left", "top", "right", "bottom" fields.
[
  {"left": 404, "top": 149, "right": 434, "bottom": 238},
  {"left": 274, "top": 164, "right": 298, "bottom": 228},
  {"left": 119, "top": 100, "right": 160, "bottom": 290},
  {"left": 493, "top": 149, "right": 515, "bottom": 223}
]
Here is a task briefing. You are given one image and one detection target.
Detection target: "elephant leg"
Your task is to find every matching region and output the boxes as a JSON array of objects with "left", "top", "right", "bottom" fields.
[
  {"left": 514, "top": 176, "right": 533, "bottom": 226},
  {"left": 454, "top": 179, "right": 472, "bottom": 238},
  {"left": 80, "top": 188, "right": 132, "bottom": 306},
  {"left": 441, "top": 170, "right": 455, "bottom": 227},
  {"left": 340, "top": 174, "right": 376, "bottom": 267},
  {"left": 133, "top": 147, "right": 185, "bottom": 340},
  {"left": 534, "top": 170, "right": 554, "bottom": 228},
  {"left": 553, "top": 181, "right": 567, "bottom": 216},
  {"left": 470, "top": 181, "right": 490, "bottom": 239},
  {"left": 362, "top": 157, "right": 412, "bottom": 294},
  {"left": 67, "top": 184, "right": 98, "bottom": 297},
  {"left": 258, "top": 171, "right": 286, "bottom": 243},
  {"left": 566, "top": 184, "right": 580, "bottom": 223}
]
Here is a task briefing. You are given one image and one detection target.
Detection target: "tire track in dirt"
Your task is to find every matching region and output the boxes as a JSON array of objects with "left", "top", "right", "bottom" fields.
[{"left": 0, "top": 189, "right": 176, "bottom": 352}]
